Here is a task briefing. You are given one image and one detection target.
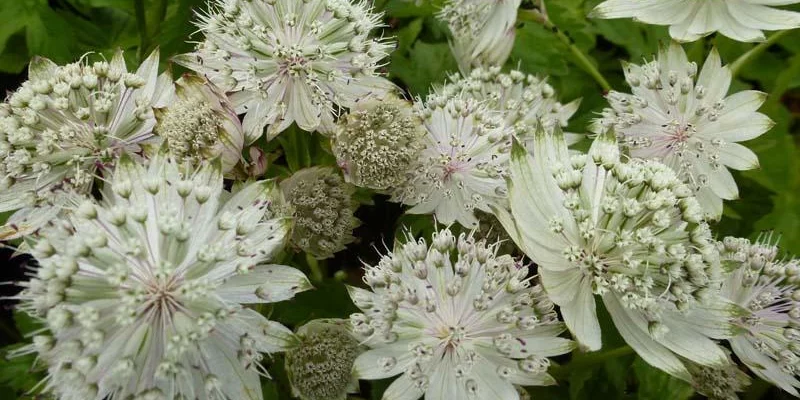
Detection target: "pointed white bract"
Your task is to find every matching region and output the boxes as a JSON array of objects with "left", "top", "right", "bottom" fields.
[
  {"left": 285, "top": 319, "right": 362, "bottom": 400},
  {"left": 432, "top": 67, "right": 581, "bottom": 143},
  {"left": 14, "top": 152, "right": 310, "bottom": 400},
  {"left": 439, "top": 0, "right": 521, "bottom": 71},
  {"left": 0, "top": 50, "right": 173, "bottom": 240},
  {"left": 155, "top": 74, "right": 244, "bottom": 174},
  {"left": 392, "top": 96, "right": 512, "bottom": 228},
  {"left": 498, "top": 128, "right": 733, "bottom": 380},
  {"left": 590, "top": 0, "right": 800, "bottom": 42},
  {"left": 719, "top": 236, "right": 800, "bottom": 397},
  {"left": 348, "top": 228, "right": 573, "bottom": 400},
  {"left": 594, "top": 43, "right": 772, "bottom": 220},
  {"left": 175, "top": 0, "right": 395, "bottom": 141}
]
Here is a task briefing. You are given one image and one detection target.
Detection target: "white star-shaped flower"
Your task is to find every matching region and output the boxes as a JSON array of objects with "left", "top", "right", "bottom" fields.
[{"left": 594, "top": 42, "right": 773, "bottom": 219}]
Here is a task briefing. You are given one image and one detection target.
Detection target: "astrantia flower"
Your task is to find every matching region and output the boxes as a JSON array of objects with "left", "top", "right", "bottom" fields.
[
  {"left": 175, "top": 0, "right": 396, "bottom": 142},
  {"left": 719, "top": 236, "right": 800, "bottom": 396},
  {"left": 280, "top": 167, "right": 359, "bottom": 259},
  {"left": 155, "top": 74, "right": 244, "bottom": 173},
  {"left": 332, "top": 95, "right": 425, "bottom": 191},
  {"left": 392, "top": 96, "right": 511, "bottom": 228},
  {"left": 14, "top": 152, "right": 310, "bottom": 400},
  {"left": 0, "top": 50, "right": 173, "bottom": 240},
  {"left": 348, "top": 228, "right": 573, "bottom": 400},
  {"left": 590, "top": 0, "right": 800, "bottom": 42},
  {"left": 594, "top": 42, "right": 772, "bottom": 219},
  {"left": 439, "top": 0, "right": 521, "bottom": 71},
  {"left": 687, "top": 358, "right": 751, "bottom": 400},
  {"left": 495, "top": 128, "right": 734, "bottom": 379},
  {"left": 432, "top": 67, "right": 581, "bottom": 143},
  {"left": 285, "top": 319, "right": 362, "bottom": 400}
]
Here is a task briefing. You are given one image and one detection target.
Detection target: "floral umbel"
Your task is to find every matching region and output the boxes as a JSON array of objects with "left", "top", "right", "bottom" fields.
[
  {"left": 594, "top": 42, "right": 772, "bottom": 219},
  {"left": 0, "top": 50, "right": 173, "bottom": 240},
  {"left": 720, "top": 236, "right": 800, "bottom": 396},
  {"left": 14, "top": 151, "right": 311, "bottom": 400},
  {"left": 285, "top": 319, "right": 362, "bottom": 400},
  {"left": 175, "top": 0, "right": 396, "bottom": 141},
  {"left": 348, "top": 228, "right": 573, "bottom": 400},
  {"left": 392, "top": 96, "right": 512, "bottom": 228},
  {"left": 155, "top": 74, "right": 244, "bottom": 174},
  {"left": 495, "top": 127, "right": 734, "bottom": 379}
]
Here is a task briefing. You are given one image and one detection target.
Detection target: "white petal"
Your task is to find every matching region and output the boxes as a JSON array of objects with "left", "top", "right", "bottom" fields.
[
  {"left": 382, "top": 373, "right": 425, "bottom": 400},
  {"left": 545, "top": 271, "right": 602, "bottom": 351},
  {"left": 353, "top": 341, "right": 413, "bottom": 380},
  {"left": 719, "top": 142, "right": 759, "bottom": 170},
  {"left": 217, "top": 264, "right": 311, "bottom": 304},
  {"left": 602, "top": 294, "right": 690, "bottom": 381}
]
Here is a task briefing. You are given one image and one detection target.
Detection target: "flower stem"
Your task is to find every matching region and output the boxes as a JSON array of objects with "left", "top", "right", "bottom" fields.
[
  {"left": 306, "top": 253, "right": 324, "bottom": 284},
  {"left": 517, "top": 8, "right": 612, "bottom": 92},
  {"left": 730, "top": 30, "right": 790, "bottom": 78},
  {"left": 134, "top": 0, "right": 148, "bottom": 62},
  {"left": 549, "top": 345, "right": 634, "bottom": 378}
]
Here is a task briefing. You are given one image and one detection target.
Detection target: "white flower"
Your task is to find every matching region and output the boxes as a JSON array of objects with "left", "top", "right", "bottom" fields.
[
  {"left": 432, "top": 66, "right": 582, "bottom": 143},
  {"left": 0, "top": 50, "right": 173, "bottom": 240},
  {"left": 175, "top": 0, "right": 396, "bottom": 142},
  {"left": 439, "top": 0, "right": 521, "bottom": 71},
  {"left": 495, "top": 128, "right": 734, "bottom": 380},
  {"left": 155, "top": 74, "right": 244, "bottom": 174},
  {"left": 14, "top": 151, "right": 311, "bottom": 400},
  {"left": 392, "top": 96, "right": 512, "bottom": 228},
  {"left": 285, "top": 319, "right": 362, "bottom": 400},
  {"left": 719, "top": 236, "right": 800, "bottom": 396},
  {"left": 332, "top": 95, "right": 425, "bottom": 191},
  {"left": 594, "top": 42, "right": 772, "bottom": 220},
  {"left": 281, "top": 167, "right": 359, "bottom": 259},
  {"left": 348, "top": 228, "right": 573, "bottom": 400},
  {"left": 590, "top": 0, "right": 800, "bottom": 42}
]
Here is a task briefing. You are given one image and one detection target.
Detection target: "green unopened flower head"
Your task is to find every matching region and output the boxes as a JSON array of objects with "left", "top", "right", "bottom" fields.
[
  {"left": 285, "top": 319, "right": 361, "bottom": 400},
  {"left": 281, "top": 167, "right": 359, "bottom": 259},
  {"left": 332, "top": 95, "right": 425, "bottom": 191},
  {"left": 688, "top": 358, "right": 750, "bottom": 400},
  {"left": 155, "top": 74, "right": 244, "bottom": 174}
]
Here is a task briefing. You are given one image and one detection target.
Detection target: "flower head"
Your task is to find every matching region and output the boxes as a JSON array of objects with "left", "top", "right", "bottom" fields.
[
  {"left": 497, "top": 128, "right": 733, "bottom": 379},
  {"left": 432, "top": 66, "right": 582, "bottom": 143},
  {"left": 175, "top": 0, "right": 396, "bottom": 141},
  {"left": 392, "top": 96, "right": 512, "bottom": 228},
  {"left": 332, "top": 95, "right": 425, "bottom": 190},
  {"left": 0, "top": 50, "right": 173, "bottom": 239},
  {"left": 348, "top": 228, "right": 573, "bottom": 400},
  {"left": 594, "top": 42, "right": 772, "bottom": 219},
  {"left": 285, "top": 319, "right": 361, "bottom": 400},
  {"left": 14, "top": 151, "right": 310, "bottom": 400},
  {"left": 439, "top": 0, "right": 521, "bottom": 71},
  {"left": 719, "top": 236, "right": 800, "bottom": 396},
  {"left": 590, "top": 0, "right": 800, "bottom": 43},
  {"left": 687, "top": 358, "right": 751, "bottom": 400},
  {"left": 281, "top": 167, "right": 359, "bottom": 259},
  {"left": 155, "top": 74, "right": 244, "bottom": 173}
]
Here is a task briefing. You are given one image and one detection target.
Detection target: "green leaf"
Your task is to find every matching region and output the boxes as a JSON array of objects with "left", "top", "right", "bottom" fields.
[
  {"left": 633, "top": 358, "right": 694, "bottom": 400},
  {"left": 389, "top": 40, "right": 458, "bottom": 95},
  {"left": 270, "top": 281, "right": 358, "bottom": 327}
]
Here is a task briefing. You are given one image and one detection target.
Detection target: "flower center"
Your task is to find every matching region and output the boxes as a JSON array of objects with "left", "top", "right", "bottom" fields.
[{"left": 665, "top": 120, "right": 695, "bottom": 148}]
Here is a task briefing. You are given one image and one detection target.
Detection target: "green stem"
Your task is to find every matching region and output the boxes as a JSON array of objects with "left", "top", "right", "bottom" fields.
[
  {"left": 549, "top": 345, "right": 634, "bottom": 379},
  {"left": 134, "top": 0, "right": 148, "bottom": 62},
  {"left": 306, "top": 253, "right": 324, "bottom": 284},
  {"left": 730, "top": 30, "right": 790, "bottom": 78},
  {"left": 517, "top": 8, "right": 612, "bottom": 92}
]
